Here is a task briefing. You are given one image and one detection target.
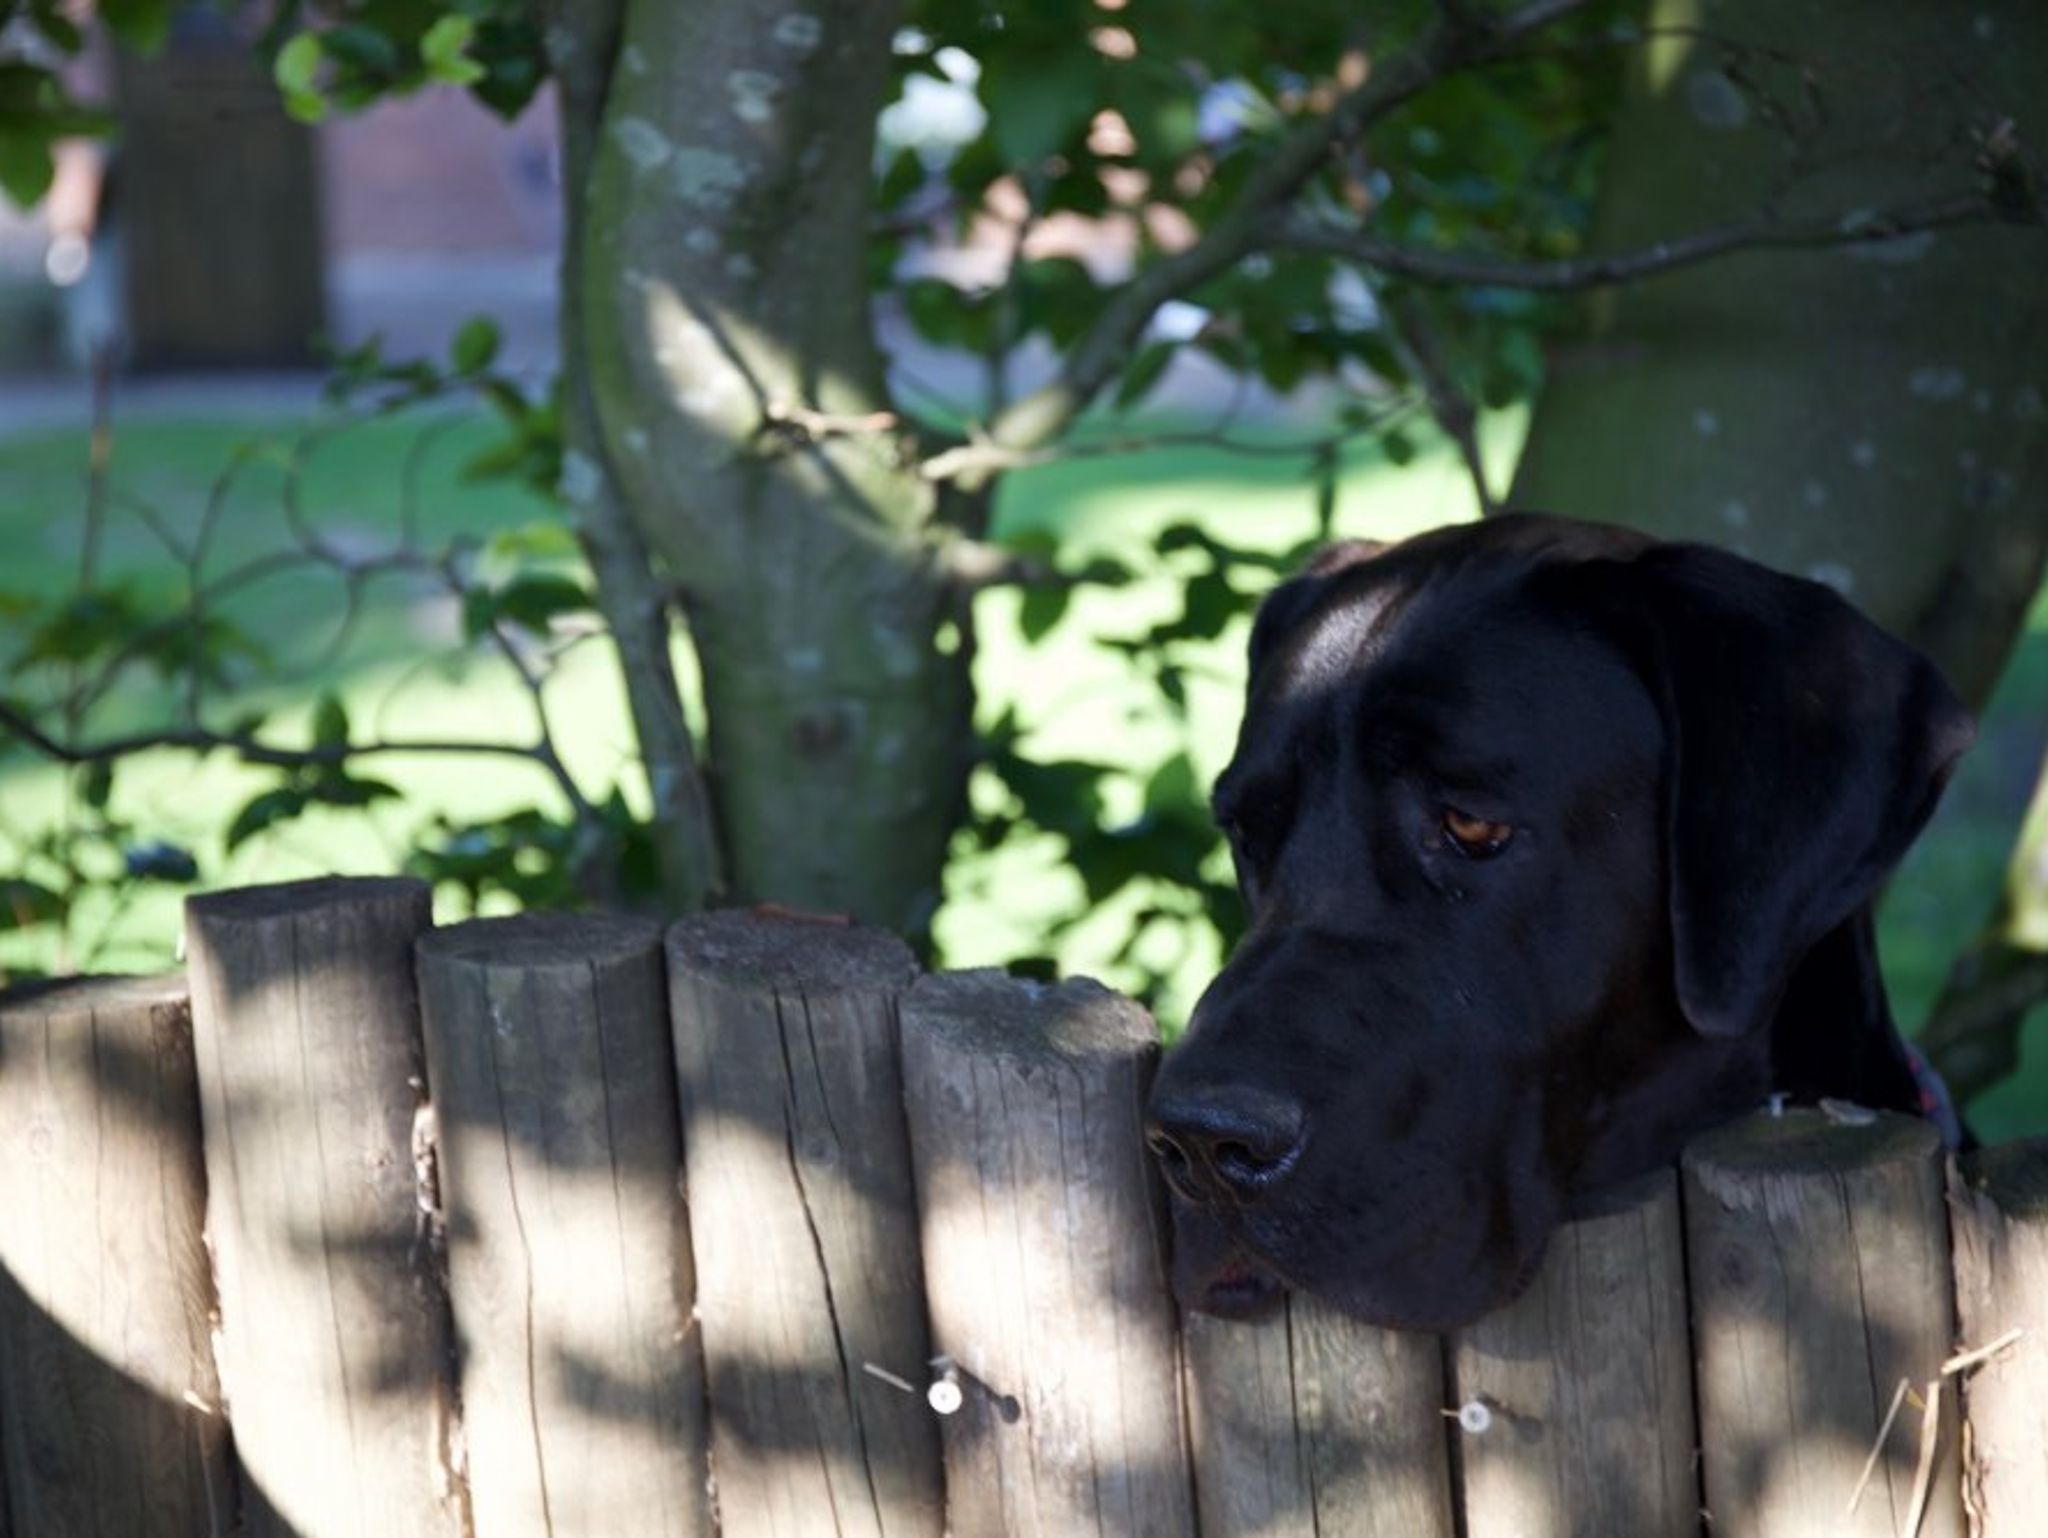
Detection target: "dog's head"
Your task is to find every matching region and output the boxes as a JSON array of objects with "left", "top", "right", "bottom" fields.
[{"left": 1146, "top": 514, "right": 1971, "bottom": 1330}]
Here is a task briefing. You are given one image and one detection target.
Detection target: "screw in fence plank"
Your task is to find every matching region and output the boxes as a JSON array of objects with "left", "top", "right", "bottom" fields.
[
  {"left": 0, "top": 974, "right": 234, "bottom": 1538},
  {"left": 900, "top": 971, "right": 1195, "bottom": 1538},
  {"left": 667, "top": 912, "right": 944, "bottom": 1538},
  {"left": 1183, "top": 1289, "right": 1453, "bottom": 1538},
  {"left": 184, "top": 877, "right": 464, "bottom": 1538},
  {"left": 1683, "top": 1108, "right": 1962, "bottom": 1538},
  {"left": 1947, "top": 1138, "right": 2048, "bottom": 1538},
  {"left": 417, "top": 913, "right": 713, "bottom": 1537},
  {"left": 1450, "top": 1168, "right": 1697, "bottom": 1538}
]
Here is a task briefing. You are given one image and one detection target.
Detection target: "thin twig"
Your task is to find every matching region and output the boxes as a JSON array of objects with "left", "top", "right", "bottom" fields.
[
  {"left": 1902, "top": 1378, "right": 1940, "bottom": 1538},
  {"left": 1274, "top": 190, "right": 2012, "bottom": 293},
  {"left": 1846, "top": 1377, "right": 1911, "bottom": 1514},
  {"left": 1941, "top": 1327, "right": 2025, "bottom": 1377},
  {"left": 922, "top": 395, "right": 1423, "bottom": 483},
  {"left": 0, "top": 698, "right": 550, "bottom": 772},
  {"left": 1380, "top": 290, "right": 1495, "bottom": 513}
]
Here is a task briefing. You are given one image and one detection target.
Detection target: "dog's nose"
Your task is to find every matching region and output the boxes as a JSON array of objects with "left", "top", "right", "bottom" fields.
[{"left": 1145, "top": 1085, "right": 1306, "bottom": 1206}]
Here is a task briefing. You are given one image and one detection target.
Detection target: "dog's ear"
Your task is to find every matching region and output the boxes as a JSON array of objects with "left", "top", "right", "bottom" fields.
[
  {"left": 1599, "top": 543, "right": 1973, "bottom": 1039},
  {"left": 1247, "top": 539, "right": 1386, "bottom": 681}
]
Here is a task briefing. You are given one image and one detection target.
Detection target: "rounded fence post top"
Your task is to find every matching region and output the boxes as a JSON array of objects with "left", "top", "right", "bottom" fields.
[
  {"left": 185, "top": 875, "right": 431, "bottom": 926},
  {"left": 903, "top": 968, "right": 1160, "bottom": 1064},
  {"left": 0, "top": 972, "right": 187, "bottom": 1014},
  {"left": 1682, "top": 1105, "right": 1941, "bottom": 1176},
  {"left": 666, "top": 908, "right": 917, "bottom": 991},
  {"left": 418, "top": 911, "right": 664, "bottom": 971}
]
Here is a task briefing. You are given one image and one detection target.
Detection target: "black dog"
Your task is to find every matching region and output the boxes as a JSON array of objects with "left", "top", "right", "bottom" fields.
[{"left": 1145, "top": 513, "right": 1972, "bottom": 1331}]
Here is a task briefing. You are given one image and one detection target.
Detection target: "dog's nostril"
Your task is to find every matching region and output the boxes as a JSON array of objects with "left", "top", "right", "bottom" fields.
[
  {"left": 1145, "top": 1085, "right": 1307, "bottom": 1203},
  {"left": 1212, "top": 1139, "right": 1269, "bottom": 1179}
]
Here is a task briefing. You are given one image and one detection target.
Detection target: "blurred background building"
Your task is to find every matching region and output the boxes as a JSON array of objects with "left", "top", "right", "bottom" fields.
[{"left": 0, "top": 9, "right": 561, "bottom": 391}]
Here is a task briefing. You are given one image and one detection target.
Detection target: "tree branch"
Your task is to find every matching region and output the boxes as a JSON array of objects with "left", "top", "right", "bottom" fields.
[
  {"left": 0, "top": 697, "right": 550, "bottom": 773},
  {"left": 547, "top": 0, "right": 724, "bottom": 911},
  {"left": 1275, "top": 190, "right": 2018, "bottom": 292},
  {"left": 1379, "top": 290, "right": 1496, "bottom": 514},
  {"left": 921, "top": 396, "right": 1422, "bottom": 485},
  {"left": 976, "top": 0, "right": 1598, "bottom": 469}
]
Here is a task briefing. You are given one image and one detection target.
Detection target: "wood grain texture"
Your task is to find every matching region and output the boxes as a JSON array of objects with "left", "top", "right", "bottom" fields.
[
  {"left": 1452, "top": 1169, "right": 1697, "bottom": 1538},
  {"left": 667, "top": 912, "right": 943, "bottom": 1538},
  {"left": 901, "top": 971, "right": 1194, "bottom": 1538},
  {"left": 1683, "top": 1109, "right": 1961, "bottom": 1538},
  {"left": 1948, "top": 1139, "right": 2048, "bottom": 1538},
  {"left": 417, "top": 913, "right": 712, "bottom": 1537},
  {"left": 1184, "top": 1292, "right": 1453, "bottom": 1538},
  {"left": 184, "top": 877, "right": 464, "bottom": 1538},
  {"left": 0, "top": 974, "right": 233, "bottom": 1537}
]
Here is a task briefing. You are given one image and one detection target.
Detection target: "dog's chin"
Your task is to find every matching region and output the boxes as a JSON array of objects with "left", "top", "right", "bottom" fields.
[
  {"left": 1183, "top": 1244, "right": 1289, "bottom": 1321},
  {"left": 1168, "top": 1193, "right": 1291, "bottom": 1320},
  {"left": 1165, "top": 1187, "right": 1553, "bottom": 1333},
  {"left": 1297, "top": 1239, "right": 1547, "bottom": 1333}
]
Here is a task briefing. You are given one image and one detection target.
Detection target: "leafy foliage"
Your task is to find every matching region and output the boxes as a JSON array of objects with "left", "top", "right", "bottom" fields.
[{"left": 0, "top": 0, "right": 1628, "bottom": 997}]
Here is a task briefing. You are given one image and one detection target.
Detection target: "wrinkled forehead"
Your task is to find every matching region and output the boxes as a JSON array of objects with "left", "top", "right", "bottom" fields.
[{"left": 1230, "top": 569, "right": 1659, "bottom": 800}]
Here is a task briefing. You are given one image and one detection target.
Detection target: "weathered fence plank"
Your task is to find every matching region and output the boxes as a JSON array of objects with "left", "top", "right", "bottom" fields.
[
  {"left": 1948, "top": 1138, "right": 2048, "bottom": 1538},
  {"left": 667, "top": 912, "right": 943, "bottom": 1538},
  {"left": 0, "top": 974, "right": 233, "bottom": 1538},
  {"left": 1184, "top": 1293, "right": 1453, "bottom": 1538},
  {"left": 185, "top": 877, "right": 465, "bottom": 1538},
  {"left": 417, "top": 913, "right": 712, "bottom": 1537},
  {"left": 1684, "top": 1109, "right": 1961, "bottom": 1538},
  {"left": 901, "top": 971, "right": 1193, "bottom": 1538},
  {"left": 1451, "top": 1168, "right": 1698, "bottom": 1538}
]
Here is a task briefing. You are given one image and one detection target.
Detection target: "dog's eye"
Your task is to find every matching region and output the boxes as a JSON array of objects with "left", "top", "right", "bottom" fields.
[{"left": 1442, "top": 807, "right": 1513, "bottom": 857}]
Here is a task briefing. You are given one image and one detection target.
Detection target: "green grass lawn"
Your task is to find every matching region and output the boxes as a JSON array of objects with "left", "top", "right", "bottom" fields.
[{"left": 3, "top": 403, "right": 2044, "bottom": 1140}]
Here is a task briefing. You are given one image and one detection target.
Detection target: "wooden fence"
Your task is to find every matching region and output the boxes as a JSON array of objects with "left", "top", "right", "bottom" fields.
[{"left": 0, "top": 875, "right": 2042, "bottom": 1538}]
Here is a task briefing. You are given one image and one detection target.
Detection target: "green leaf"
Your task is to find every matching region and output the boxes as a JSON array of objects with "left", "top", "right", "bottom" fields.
[
  {"left": 311, "top": 773, "right": 399, "bottom": 810},
  {"left": 1143, "top": 753, "right": 1201, "bottom": 820},
  {"left": 311, "top": 692, "right": 349, "bottom": 749},
  {"left": 274, "top": 32, "right": 328, "bottom": 122},
  {"left": 321, "top": 23, "right": 401, "bottom": 78},
  {"left": 876, "top": 147, "right": 924, "bottom": 210},
  {"left": 225, "top": 787, "right": 310, "bottom": 852},
  {"left": 124, "top": 840, "right": 199, "bottom": 883},
  {"left": 420, "top": 14, "right": 486, "bottom": 86},
  {"left": 1384, "top": 430, "right": 1417, "bottom": 467},
  {"left": 25, "top": 1, "right": 86, "bottom": 53},
  {"left": 982, "top": 51, "right": 1102, "bottom": 167},
  {"left": 485, "top": 520, "right": 580, "bottom": 563},
  {"left": 450, "top": 315, "right": 501, "bottom": 375},
  {"left": 462, "top": 587, "right": 498, "bottom": 641},
  {"left": 80, "top": 758, "right": 113, "bottom": 812},
  {"left": 492, "top": 574, "right": 591, "bottom": 636},
  {"left": 1114, "top": 340, "right": 1177, "bottom": 411},
  {"left": 0, "top": 132, "right": 54, "bottom": 209},
  {"left": 0, "top": 878, "right": 65, "bottom": 930},
  {"left": 274, "top": 31, "right": 323, "bottom": 94},
  {"left": 1072, "top": 555, "right": 1135, "bottom": 587},
  {"left": 10, "top": 586, "right": 146, "bottom": 674},
  {"left": 98, "top": 0, "right": 172, "bottom": 52},
  {"left": 1018, "top": 584, "right": 1070, "bottom": 644}
]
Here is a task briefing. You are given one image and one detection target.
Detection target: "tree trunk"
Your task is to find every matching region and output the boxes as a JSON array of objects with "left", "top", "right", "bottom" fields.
[
  {"left": 1511, "top": 0, "right": 2048, "bottom": 714},
  {"left": 580, "top": 0, "right": 970, "bottom": 934}
]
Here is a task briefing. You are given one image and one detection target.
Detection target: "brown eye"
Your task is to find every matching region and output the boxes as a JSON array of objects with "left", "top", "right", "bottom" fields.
[{"left": 1442, "top": 807, "right": 1513, "bottom": 857}]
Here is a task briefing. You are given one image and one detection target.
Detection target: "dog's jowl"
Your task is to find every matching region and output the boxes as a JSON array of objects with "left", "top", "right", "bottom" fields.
[{"left": 1146, "top": 513, "right": 1972, "bottom": 1331}]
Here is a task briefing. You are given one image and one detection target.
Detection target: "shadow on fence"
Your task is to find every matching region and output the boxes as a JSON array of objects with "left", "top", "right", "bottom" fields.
[{"left": 0, "top": 876, "right": 2043, "bottom": 1537}]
